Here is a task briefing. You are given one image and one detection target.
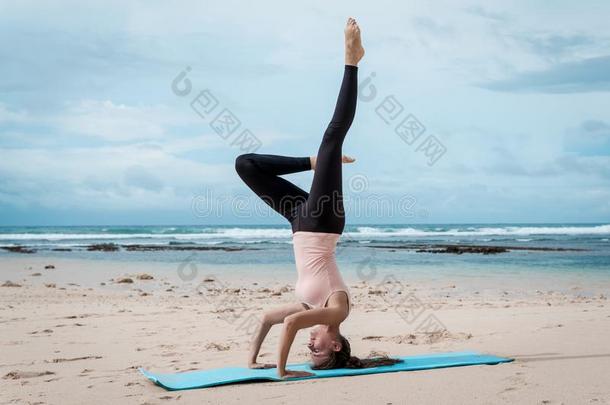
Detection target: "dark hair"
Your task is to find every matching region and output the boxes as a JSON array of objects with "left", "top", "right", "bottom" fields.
[{"left": 311, "top": 334, "right": 403, "bottom": 370}]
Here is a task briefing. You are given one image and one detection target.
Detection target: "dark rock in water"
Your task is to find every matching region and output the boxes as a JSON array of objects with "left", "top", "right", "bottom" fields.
[
  {"left": 44, "top": 265, "right": 55, "bottom": 269},
  {"left": 56, "top": 243, "right": 254, "bottom": 253},
  {"left": 371, "top": 243, "right": 585, "bottom": 255},
  {"left": 115, "top": 277, "right": 134, "bottom": 284},
  {"left": 122, "top": 244, "right": 250, "bottom": 252},
  {"left": 2, "top": 246, "right": 36, "bottom": 254},
  {"left": 87, "top": 243, "right": 119, "bottom": 252},
  {"left": 416, "top": 246, "right": 508, "bottom": 255},
  {"left": 52, "top": 248, "right": 72, "bottom": 252}
]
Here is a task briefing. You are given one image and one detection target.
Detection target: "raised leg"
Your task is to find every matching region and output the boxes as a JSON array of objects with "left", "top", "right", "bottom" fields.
[{"left": 297, "top": 18, "right": 364, "bottom": 234}]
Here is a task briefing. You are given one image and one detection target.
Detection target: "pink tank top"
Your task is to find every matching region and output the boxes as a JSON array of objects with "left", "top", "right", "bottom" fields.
[{"left": 292, "top": 231, "right": 351, "bottom": 314}]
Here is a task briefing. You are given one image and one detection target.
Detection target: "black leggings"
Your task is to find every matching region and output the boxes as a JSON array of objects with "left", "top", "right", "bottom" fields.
[{"left": 235, "top": 65, "right": 358, "bottom": 235}]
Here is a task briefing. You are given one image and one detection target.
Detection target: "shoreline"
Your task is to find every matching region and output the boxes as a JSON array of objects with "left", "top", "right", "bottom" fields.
[{"left": 2, "top": 255, "right": 609, "bottom": 296}]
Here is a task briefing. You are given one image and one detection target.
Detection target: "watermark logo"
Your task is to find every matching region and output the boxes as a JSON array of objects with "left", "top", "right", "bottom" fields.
[
  {"left": 352, "top": 252, "right": 447, "bottom": 334},
  {"left": 359, "top": 71, "right": 447, "bottom": 166},
  {"left": 348, "top": 173, "right": 369, "bottom": 193},
  {"left": 190, "top": 175, "right": 428, "bottom": 221},
  {"left": 175, "top": 239, "right": 447, "bottom": 336},
  {"left": 176, "top": 255, "right": 262, "bottom": 336},
  {"left": 172, "top": 66, "right": 262, "bottom": 153}
]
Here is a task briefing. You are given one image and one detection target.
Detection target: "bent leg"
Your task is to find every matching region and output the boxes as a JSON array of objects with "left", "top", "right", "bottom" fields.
[
  {"left": 237, "top": 153, "right": 312, "bottom": 176},
  {"left": 235, "top": 153, "right": 311, "bottom": 223}
]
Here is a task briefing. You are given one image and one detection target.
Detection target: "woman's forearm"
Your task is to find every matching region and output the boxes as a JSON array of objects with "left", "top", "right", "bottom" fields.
[
  {"left": 277, "top": 319, "right": 298, "bottom": 375},
  {"left": 248, "top": 320, "right": 272, "bottom": 364}
]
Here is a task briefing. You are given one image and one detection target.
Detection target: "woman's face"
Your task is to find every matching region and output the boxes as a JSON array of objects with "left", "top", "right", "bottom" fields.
[{"left": 307, "top": 325, "right": 340, "bottom": 367}]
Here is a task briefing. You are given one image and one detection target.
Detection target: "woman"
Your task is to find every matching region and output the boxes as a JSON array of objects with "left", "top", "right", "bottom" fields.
[{"left": 235, "top": 18, "right": 402, "bottom": 379}]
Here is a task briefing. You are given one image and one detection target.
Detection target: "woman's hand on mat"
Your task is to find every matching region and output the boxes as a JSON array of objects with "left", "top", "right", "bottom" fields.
[
  {"left": 248, "top": 362, "right": 276, "bottom": 369},
  {"left": 279, "top": 369, "right": 315, "bottom": 379}
]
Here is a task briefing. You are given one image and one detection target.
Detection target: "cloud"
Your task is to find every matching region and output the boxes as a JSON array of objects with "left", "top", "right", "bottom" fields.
[
  {"left": 0, "top": 28, "right": 172, "bottom": 101},
  {"left": 564, "top": 120, "right": 610, "bottom": 156},
  {"left": 0, "top": 103, "right": 27, "bottom": 124},
  {"left": 2, "top": 98, "right": 292, "bottom": 150},
  {"left": 463, "top": 6, "right": 509, "bottom": 22},
  {"left": 0, "top": 143, "right": 233, "bottom": 211},
  {"left": 123, "top": 165, "right": 164, "bottom": 192},
  {"left": 518, "top": 34, "right": 598, "bottom": 60},
  {"left": 56, "top": 100, "right": 186, "bottom": 141},
  {"left": 555, "top": 155, "right": 610, "bottom": 179},
  {"left": 411, "top": 17, "right": 455, "bottom": 38},
  {"left": 581, "top": 119, "right": 610, "bottom": 134},
  {"left": 478, "top": 55, "right": 610, "bottom": 93}
]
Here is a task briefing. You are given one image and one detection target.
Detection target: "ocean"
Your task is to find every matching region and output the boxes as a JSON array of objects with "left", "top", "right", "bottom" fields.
[{"left": 1, "top": 224, "right": 609, "bottom": 278}]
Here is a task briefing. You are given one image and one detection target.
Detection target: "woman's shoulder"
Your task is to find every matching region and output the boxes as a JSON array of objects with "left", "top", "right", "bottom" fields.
[{"left": 325, "top": 290, "right": 351, "bottom": 318}]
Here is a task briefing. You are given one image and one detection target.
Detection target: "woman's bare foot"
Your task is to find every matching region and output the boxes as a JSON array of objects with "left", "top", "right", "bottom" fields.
[
  {"left": 344, "top": 17, "right": 364, "bottom": 66},
  {"left": 310, "top": 155, "right": 355, "bottom": 171}
]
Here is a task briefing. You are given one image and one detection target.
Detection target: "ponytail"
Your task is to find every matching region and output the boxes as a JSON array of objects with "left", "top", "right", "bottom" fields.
[{"left": 345, "top": 355, "right": 363, "bottom": 368}]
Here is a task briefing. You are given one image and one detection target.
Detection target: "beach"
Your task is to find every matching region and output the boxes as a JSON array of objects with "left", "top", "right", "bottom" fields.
[
  {"left": 1, "top": 254, "right": 609, "bottom": 405},
  {"left": 4, "top": 0, "right": 610, "bottom": 403}
]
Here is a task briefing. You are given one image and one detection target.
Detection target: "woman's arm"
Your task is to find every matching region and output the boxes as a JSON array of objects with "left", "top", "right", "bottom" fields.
[
  {"left": 277, "top": 306, "right": 345, "bottom": 378},
  {"left": 248, "top": 302, "right": 307, "bottom": 368}
]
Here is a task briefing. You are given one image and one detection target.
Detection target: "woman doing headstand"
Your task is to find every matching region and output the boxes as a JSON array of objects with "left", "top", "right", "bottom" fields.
[{"left": 235, "top": 18, "right": 402, "bottom": 379}]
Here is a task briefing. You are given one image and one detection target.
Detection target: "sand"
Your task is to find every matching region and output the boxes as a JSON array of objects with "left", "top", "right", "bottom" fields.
[{"left": 1, "top": 256, "right": 609, "bottom": 404}]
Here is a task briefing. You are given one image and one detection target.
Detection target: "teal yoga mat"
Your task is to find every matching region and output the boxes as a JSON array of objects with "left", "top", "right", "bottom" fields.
[{"left": 139, "top": 351, "right": 513, "bottom": 391}]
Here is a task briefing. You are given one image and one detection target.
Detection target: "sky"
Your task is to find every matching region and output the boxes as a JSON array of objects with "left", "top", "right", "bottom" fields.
[{"left": 1, "top": 0, "right": 609, "bottom": 226}]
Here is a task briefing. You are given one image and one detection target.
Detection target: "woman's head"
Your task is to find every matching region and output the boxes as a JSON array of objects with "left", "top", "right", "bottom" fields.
[
  {"left": 307, "top": 325, "right": 403, "bottom": 370},
  {"left": 307, "top": 325, "right": 346, "bottom": 368}
]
